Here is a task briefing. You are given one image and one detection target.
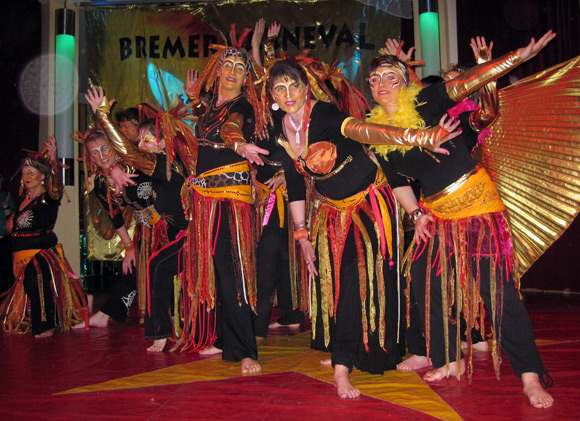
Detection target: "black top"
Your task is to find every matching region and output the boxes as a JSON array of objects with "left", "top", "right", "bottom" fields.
[
  {"left": 255, "top": 126, "right": 285, "bottom": 184},
  {"left": 150, "top": 154, "right": 188, "bottom": 236},
  {"left": 11, "top": 193, "right": 60, "bottom": 252},
  {"left": 379, "top": 82, "right": 479, "bottom": 197},
  {"left": 276, "top": 101, "right": 406, "bottom": 202},
  {"left": 195, "top": 95, "right": 256, "bottom": 175},
  {"left": 93, "top": 170, "right": 155, "bottom": 230}
]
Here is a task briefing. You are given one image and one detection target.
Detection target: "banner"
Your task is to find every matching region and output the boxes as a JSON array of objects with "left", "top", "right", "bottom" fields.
[{"left": 83, "top": 0, "right": 402, "bottom": 111}]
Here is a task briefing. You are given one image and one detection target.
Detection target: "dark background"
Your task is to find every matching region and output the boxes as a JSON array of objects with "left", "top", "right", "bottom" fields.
[{"left": 3, "top": 0, "right": 580, "bottom": 291}]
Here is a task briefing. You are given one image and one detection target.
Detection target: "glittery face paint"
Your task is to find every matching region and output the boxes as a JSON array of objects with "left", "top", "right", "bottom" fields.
[
  {"left": 21, "top": 166, "right": 45, "bottom": 191},
  {"left": 218, "top": 57, "right": 248, "bottom": 93},
  {"left": 87, "top": 137, "right": 117, "bottom": 171},
  {"left": 271, "top": 76, "right": 307, "bottom": 115},
  {"left": 368, "top": 65, "right": 405, "bottom": 107},
  {"left": 138, "top": 130, "right": 165, "bottom": 154}
]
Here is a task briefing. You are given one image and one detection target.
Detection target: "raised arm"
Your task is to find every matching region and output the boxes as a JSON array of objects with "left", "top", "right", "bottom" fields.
[
  {"left": 446, "top": 30, "right": 556, "bottom": 102},
  {"left": 85, "top": 86, "right": 156, "bottom": 175},
  {"left": 468, "top": 36, "right": 499, "bottom": 132}
]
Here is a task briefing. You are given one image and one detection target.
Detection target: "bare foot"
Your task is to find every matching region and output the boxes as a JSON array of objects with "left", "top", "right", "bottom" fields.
[
  {"left": 241, "top": 357, "right": 261, "bottom": 374},
  {"left": 320, "top": 358, "right": 332, "bottom": 366},
  {"left": 396, "top": 355, "right": 432, "bottom": 372},
  {"left": 423, "top": 359, "right": 466, "bottom": 382},
  {"left": 147, "top": 338, "right": 167, "bottom": 352},
  {"left": 522, "top": 372, "right": 554, "bottom": 408},
  {"left": 73, "top": 311, "right": 110, "bottom": 329},
  {"left": 269, "top": 321, "right": 300, "bottom": 329},
  {"left": 34, "top": 328, "right": 55, "bottom": 338},
  {"left": 334, "top": 364, "right": 360, "bottom": 399},
  {"left": 199, "top": 346, "right": 223, "bottom": 356}
]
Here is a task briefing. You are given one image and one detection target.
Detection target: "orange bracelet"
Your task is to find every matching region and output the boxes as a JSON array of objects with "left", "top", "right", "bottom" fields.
[{"left": 294, "top": 229, "right": 309, "bottom": 241}]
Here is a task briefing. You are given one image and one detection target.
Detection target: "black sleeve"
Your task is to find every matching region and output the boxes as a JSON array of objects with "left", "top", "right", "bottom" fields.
[
  {"left": 281, "top": 149, "right": 306, "bottom": 203},
  {"left": 310, "top": 102, "right": 350, "bottom": 141},
  {"left": 417, "top": 83, "right": 457, "bottom": 127},
  {"left": 231, "top": 98, "right": 256, "bottom": 141},
  {"left": 92, "top": 178, "right": 125, "bottom": 229},
  {"left": 375, "top": 154, "right": 410, "bottom": 189}
]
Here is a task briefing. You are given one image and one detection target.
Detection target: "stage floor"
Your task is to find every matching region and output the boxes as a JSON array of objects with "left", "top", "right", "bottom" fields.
[{"left": 1, "top": 292, "right": 578, "bottom": 420}]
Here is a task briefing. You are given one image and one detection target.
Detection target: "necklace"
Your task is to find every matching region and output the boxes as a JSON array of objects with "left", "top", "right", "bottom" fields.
[
  {"left": 26, "top": 191, "right": 42, "bottom": 201},
  {"left": 287, "top": 116, "right": 303, "bottom": 147}
]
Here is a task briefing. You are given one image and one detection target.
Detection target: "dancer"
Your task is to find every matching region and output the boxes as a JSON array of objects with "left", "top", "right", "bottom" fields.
[
  {"left": 265, "top": 57, "right": 460, "bottom": 398},
  {"left": 0, "top": 137, "right": 88, "bottom": 336},
  {"left": 86, "top": 87, "right": 191, "bottom": 352},
  {"left": 73, "top": 129, "right": 157, "bottom": 328},
  {"left": 115, "top": 107, "right": 141, "bottom": 145},
  {"left": 365, "top": 31, "right": 556, "bottom": 408},
  {"left": 182, "top": 29, "right": 269, "bottom": 373},
  {"left": 250, "top": 20, "right": 305, "bottom": 338}
]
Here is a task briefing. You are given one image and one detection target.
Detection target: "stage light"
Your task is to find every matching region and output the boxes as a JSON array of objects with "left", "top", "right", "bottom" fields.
[
  {"left": 55, "top": 6, "right": 75, "bottom": 185},
  {"left": 419, "top": 0, "right": 440, "bottom": 78}
]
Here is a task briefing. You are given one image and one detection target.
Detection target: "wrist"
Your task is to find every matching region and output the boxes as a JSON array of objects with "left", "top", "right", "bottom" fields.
[
  {"left": 409, "top": 208, "right": 424, "bottom": 224},
  {"left": 234, "top": 141, "right": 247, "bottom": 155},
  {"left": 294, "top": 228, "right": 309, "bottom": 242}
]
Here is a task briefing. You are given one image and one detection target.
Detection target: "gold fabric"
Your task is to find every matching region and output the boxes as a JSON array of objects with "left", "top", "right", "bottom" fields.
[
  {"left": 474, "top": 55, "right": 580, "bottom": 276},
  {"left": 219, "top": 112, "right": 247, "bottom": 151},
  {"left": 0, "top": 245, "right": 88, "bottom": 334},
  {"left": 341, "top": 116, "right": 450, "bottom": 151},
  {"left": 311, "top": 170, "right": 395, "bottom": 348},
  {"left": 422, "top": 167, "right": 505, "bottom": 219},
  {"left": 445, "top": 51, "right": 523, "bottom": 102},
  {"left": 95, "top": 99, "right": 157, "bottom": 176},
  {"left": 304, "top": 141, "right": 337, "bottom": 174}
]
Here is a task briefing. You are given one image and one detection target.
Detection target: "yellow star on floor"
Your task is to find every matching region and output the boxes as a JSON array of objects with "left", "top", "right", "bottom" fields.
[{"left": 58, "top": 332, "right": 461, "bottom": 420}]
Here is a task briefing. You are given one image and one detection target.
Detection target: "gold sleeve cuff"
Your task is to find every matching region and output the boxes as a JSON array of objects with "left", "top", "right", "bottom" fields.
[
  {"left": 95, "top": 98, "right": 157, "bottom": 176},
  {"left": 263, "top": 34, "right": 277, "bottom": 67},
  {"left": 446, "top": 50, "right": 523, "bottom": 102},
  {"left": 469, "top": 80, "right": 499, "bottom": 132},
  {"left": 341, "top": 117, "right": 449, "bottom": 151},
  {"left": 220, "top": 112, "right": 247, "bottom": 153}
]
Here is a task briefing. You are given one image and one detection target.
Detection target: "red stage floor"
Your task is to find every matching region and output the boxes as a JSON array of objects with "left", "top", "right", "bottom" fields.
[{"left": 1, "top": 292, "right": 578, "bottom": 420}]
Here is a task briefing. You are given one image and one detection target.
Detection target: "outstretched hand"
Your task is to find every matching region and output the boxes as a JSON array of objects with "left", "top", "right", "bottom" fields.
[
  {"left": 267, "top": 21, "right": 281, "bottom": 38},
  {"left": 110, "top": 165, "right": 138, "bottom": 192},
  {"left": 470, "top": 36, "right": 493, "bottom": 62},
  {"left": 44, "top": 135, "right": 58, "bottom": 162},
  {"left": 184, "top": 69, "right": 198, "bottom": 96},
  {"left": 381, "top": 38, "right": 415, "bottom": 61},
  {"left": 434, "top": 114, "right": 462, "bottom": 155},
  {"left": 85, "top": 86, "right": 115, "bottom": 114},
  {"left": 237, "top": 143, "right": 270, "bottom": 166},
  {"left": 517, "top": 30, "right": 556, "bottom": 62}
]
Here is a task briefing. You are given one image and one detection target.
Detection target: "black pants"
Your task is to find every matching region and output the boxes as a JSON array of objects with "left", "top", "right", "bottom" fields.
[
  {"left": 314, "top": 208, "right": 402, "bottom": 375},
  {"left": 212, "top": 209, "right": 258, "bottom": 362},
  {"left": 145, "top": 236, "right": 184, "bottom": 340},
  {"left": 411, "top": 234, "right": 545, "bottom": 376},
  {"left": 0, "top": 236, "right": 13, "bottom": 292},
  {"left": 100, "top": 270, "right": 137, "bottom": 323},
  {"left": 22, "top": 254, "right": 56, "bottom": 336},
  {"left": 254, "top": 209, "right": 304, "bottom": 338}
]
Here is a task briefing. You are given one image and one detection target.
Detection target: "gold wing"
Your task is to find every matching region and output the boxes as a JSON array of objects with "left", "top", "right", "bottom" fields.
[{"left": 475, "top": 56, "right": 580, "bottom": 276}]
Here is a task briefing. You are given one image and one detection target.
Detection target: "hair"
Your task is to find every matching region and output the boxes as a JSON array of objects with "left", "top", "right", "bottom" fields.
[
  {"left": 442, "top": 63, "right": 472, "bottom": 78},
  {"left": 138, "top": 118, "right": 164, "bottom": 140},
  {"left": 421, "top": 75, "right": 444, "bottom": 87},
  {"left": 267, "top": 59, "right": 309, "bottom": 92},
  {"left": 21, "top": 155, "right": 52, "bottom": 181},
  {"left": 115, "top": 107, "right": 140, "bottom": 125},
  {"left": 368, "top": 55, "right": 409, "bottom": 86},
  {"left": 84, "top": 129, "right": 109, "bottom": 147},
  {"left": 219, "top": 48, "right": 251, "bottom": 76}
]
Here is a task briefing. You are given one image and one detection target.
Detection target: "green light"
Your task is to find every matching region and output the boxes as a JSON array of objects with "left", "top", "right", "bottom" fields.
[
  {"left": 419, "top": 12, "right": 440, "bottom": 78},
  {"left": 55, "top": 34, "right": 75, "bottom": 159}
]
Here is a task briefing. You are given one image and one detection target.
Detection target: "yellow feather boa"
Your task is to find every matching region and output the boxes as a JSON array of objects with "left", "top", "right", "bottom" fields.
[{"left": 367, "top": 83, "right": 426, "bottom": 158}]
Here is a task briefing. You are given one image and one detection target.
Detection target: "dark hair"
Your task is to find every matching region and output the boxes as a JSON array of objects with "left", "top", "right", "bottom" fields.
[
  {"left": 267, "top": 59, "right": 309, "bottom": 91},
  {"left": 21, "top": 156, "right": 51, "bottom": 181},
  {"left": 115, "top": 107, "right": 140, "bottom": 124},
  {"left": 368, "top": 55, "right": 409, "bottom": 86},
  {"left": 84, "top": 129, "right": 109, "bottom": 147},
  {"left": 138, "top": 119, "right": 163, "bottom": 140},
  {"left": 421, "top": 75, "right": 444, "bottom": 87}
]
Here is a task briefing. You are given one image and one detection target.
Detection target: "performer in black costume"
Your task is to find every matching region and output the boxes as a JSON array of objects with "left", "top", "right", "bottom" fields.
[
  {"left": 0, "top": 137, "right": 88, "bottom": 337},
  {"left": 366, "top": 31, "right": 556, "bottom": 408},
  {"left": 265, "top": 58, "right": 460, "bottom": 398}
]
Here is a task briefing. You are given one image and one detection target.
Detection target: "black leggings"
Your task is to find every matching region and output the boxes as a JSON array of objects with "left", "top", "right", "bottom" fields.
[{"left": 410, "top": 234, "right": 545, "bottom": 376}]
